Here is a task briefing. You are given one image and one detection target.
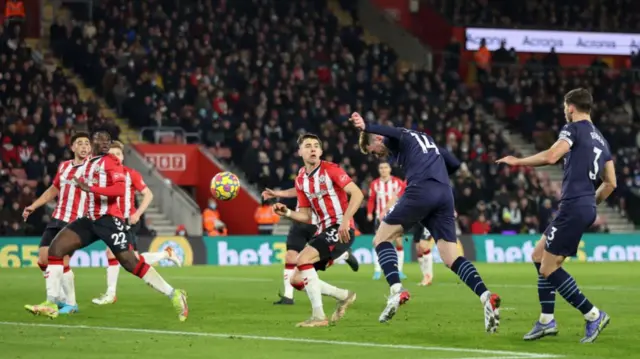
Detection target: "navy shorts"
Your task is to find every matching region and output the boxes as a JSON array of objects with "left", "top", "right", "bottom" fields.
[
  {"left": 383, "top": 180, "right": 456, "bottom": 243},
  {"left": 67, "top": 215, "right": 133, "bottom": 254},
  {"left": 126, "top": 220, "right": 142, "bottom": 251},
  {"left": 544, "top": 205, "right": 596, "bottom": 257}
]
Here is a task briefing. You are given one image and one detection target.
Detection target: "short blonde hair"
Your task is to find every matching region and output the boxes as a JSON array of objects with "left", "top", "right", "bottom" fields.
[{"left": 110, "top": 140, "right": 125, "bottom": 151}]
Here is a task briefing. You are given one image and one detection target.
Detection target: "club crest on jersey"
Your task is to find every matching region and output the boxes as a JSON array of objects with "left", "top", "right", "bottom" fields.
[{"left": 318, "top": 175, "right": 327, "bottom": 183}]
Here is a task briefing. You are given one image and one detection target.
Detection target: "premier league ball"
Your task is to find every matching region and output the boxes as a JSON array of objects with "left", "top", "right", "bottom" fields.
[{"left": 211, "top": 171, "right": 240, "bottom": 201}]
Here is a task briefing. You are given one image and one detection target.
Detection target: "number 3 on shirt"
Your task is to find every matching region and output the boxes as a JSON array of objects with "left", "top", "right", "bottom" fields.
[{"left": 589, "top": 147, "right": 603, "bottom": 180}]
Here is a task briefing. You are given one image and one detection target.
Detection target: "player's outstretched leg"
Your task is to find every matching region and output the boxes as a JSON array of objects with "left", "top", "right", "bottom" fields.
[
  {"left": 115, "top": 250, "right": 188, "bottom": 321},
  {"left": 524, "top": 238, "right": 559, "bottom": 340},
  {"left": 335, "top": 250, "right": 359, "bottom": 272},
  {"left": 93, "top": 249, "right": 119, "bottom": 305},
  {"left": 140, "top": 247, "right": 182, "bottom": 266},
  {"left": 290, "top": 266, "right": 355, "bottom": 326},
  {"left": 539, "top": 250, "right": 610, "bottom": 343},
  {"left": 439, "top": 240, "right": 501, "bottom": 333},
  {"left": 25, "top": 228, "right": 84, "bottom": 319},
  {"left": 374, "top": 222, "right": 410, "bottom": 323}
]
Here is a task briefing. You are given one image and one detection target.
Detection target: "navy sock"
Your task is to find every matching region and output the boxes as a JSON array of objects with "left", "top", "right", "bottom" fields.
[
  {"left": 375, "top": 242, "right": 400, "bottom": 286},
  {"left": 450, "top": 257, "right": 488, "bottom": 297},
  {"left": 546, "top": 267, "right": 594, "bottom": 315},
  {"left": 535, "top": 262, "right": 555, "bottom": 314}
]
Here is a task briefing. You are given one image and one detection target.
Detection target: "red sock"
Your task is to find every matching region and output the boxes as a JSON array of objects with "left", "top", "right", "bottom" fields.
[
  {"left": 63, "top": 266, "right": 71, "bottom": 273},
  {"left": 48, "top": 256, "right": 63, "bottom": 265},
  {"left": 285, "top": 263, "right": 296, "bottom": 270},
  {"left": 396, "top": 246, "right": 404, "bottom": 251},
  {"left": 38, "top": 262, "right": 47, "bottom": 272},
  {"left": 108, "top": 258, "right": 118, "bottom": 266},
  {"left": 133, "top": 257, "right": 150, "bottom": 278},
  {"left": 424, "top": 248, "right": 431, "bottom": 255},
  {"left": 292, "top": 281, "right": 306, "bottom": 291}
]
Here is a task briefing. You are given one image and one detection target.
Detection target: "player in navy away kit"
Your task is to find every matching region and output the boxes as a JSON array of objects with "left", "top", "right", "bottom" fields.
[
  {"left": 350, "top": 112, "right": 502, "bottom": 331},
  {"left": 497, "top": 88, "right": 615, "bottom": 343}
]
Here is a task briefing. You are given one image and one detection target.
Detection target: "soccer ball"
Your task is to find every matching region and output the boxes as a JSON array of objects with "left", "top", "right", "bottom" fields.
[{"left": 211, "top": 172, "right": 240, "bottom": 201}]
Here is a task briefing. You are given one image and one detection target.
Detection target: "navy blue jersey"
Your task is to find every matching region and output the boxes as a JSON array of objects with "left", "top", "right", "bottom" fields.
[
  {"left": 366, "top": 124, "right": 460, "bottom": 186},
  {"left": 558, "top": 120, "right": 612, "bottom": 205}
]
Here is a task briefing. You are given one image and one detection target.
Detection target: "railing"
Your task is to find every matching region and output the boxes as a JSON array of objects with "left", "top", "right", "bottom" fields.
[
  {"left": 124, "top": 145, "right": 203, "bottom": 236},
  {"left": 139, "top": 127, "right": 201, "bottom": 144}
]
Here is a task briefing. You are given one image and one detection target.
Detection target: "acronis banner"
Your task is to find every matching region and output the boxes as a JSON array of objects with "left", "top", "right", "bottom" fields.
[{"left": 465, "top": 28, "right": 640, "bottom": 55}]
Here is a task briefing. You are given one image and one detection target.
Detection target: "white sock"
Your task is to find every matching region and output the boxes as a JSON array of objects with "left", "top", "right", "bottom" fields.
[
  {"left": 140, "top": 266, "right": 174, "bottom": 297},
  {"left": 45, "top": 264, "right": 64, "bottom": 303},
  {"left": 423, "top": 252, "right": 433, "bottom": 277},
  {"left": 584, "top": 306, "right": 600, "bottom": 321},
  {"left": 106, "top": 264, "right": 120, "bottom": 297},
  {"left": 141, "top": 251, "right": 168, "bottom": 265},
  {"left": 283, "top": 266, "right": 295, "bottom": 299},
  {"left": 319, "top": 280, "right": 348, "bottom": 301},
  {"left": 373, "top": 251, "right": 381, "bottom": 272},
  {"left": 62, "top": 268, "right": 77, "bottom": 306},
  {"left": 390, "top": 283, "right": 402, "bottom": 294},
  {"left": 397, "top": 248, "right": 404, "bottom": 272},
  {"left": 539, "top": 313, "right": 554, "bottom": 324},
  {"left": 335, "top": 251, "right": 349, "bottom": 262},
  {"left": 299, "top": 265, "right": 325, "bottom": 319},
  {"left": 480, "top": 290, "right": 491, "bottom": 303}
]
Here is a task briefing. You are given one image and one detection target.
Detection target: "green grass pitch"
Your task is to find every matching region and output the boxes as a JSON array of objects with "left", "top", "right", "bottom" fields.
[{"left": 1, "top": 262, "right": 639, "bottom": 359}]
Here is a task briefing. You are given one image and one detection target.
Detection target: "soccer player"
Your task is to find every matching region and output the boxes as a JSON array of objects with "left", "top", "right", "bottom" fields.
[
  {"left": 272, "top": 133, "right": 363, "bottom": 327},
  {"left": 24, "top": 131, "right": 188, "bottom": 321},
  {"left": 351, "top": 112, "right": 501, "bottom": 331},
  {"left": 263, "top": 185, "right": 359, "bottom": 305},
  {"left": 367, "top": 162, "right": 408, "bottom": 280},
  {"left": 413, "top": 226, "right": 435, "bottom": 286},
  {"left": 22, "top": 132, "right": 92, "bottom": 314},
  {"left": 92, "top": 140, "right": 182, "bottom": 305},
  {"left": 497, "top": 88, "right": 613, "bottom": 343}
]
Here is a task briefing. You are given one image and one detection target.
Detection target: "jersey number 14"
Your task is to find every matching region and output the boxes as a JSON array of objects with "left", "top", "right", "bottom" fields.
[{"left": 411, "top": 133, "right": 440, "bottom": 155}]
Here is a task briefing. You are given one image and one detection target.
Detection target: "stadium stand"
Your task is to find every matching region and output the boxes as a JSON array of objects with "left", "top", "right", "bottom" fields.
[
  {"left": 53, "top": 0, "right": 638, "bottom": 234},
  {"left": 0, "top": 27, "right": 128, "bottom": 235}
]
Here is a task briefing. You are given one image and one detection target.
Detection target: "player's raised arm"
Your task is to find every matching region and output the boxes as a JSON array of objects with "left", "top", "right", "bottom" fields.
[
  {"left": 23, "top": 185, "right": 59, "bottom": 220},
  {"left": 77, "top": 155, "right": 126, "bottom": 197},
  {"left": 349, "top": 112, "right": 403, "bottom": 139},
  {"left": 275, "top": 204, "right": 313, "bottom": 224},
  {"left": 596, "top": 160, "right": 617, "bottom": 205},
  {"left": 496, "top": 134, "right": 571, "bottom": 167},
  {"left": 262, "top": 187, "right": 297, "bottom": 200}
]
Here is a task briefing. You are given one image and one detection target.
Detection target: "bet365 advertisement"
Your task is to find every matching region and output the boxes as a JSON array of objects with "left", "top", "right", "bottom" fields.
[
  {"left": 473, "top": 234, "right": 640, "bottom": 263},
  {"left": 0, "top": 236, "right": 204, "bottom": 268},
  {"left": 2, "top": 234, "right": 639, "bottom": 268}
]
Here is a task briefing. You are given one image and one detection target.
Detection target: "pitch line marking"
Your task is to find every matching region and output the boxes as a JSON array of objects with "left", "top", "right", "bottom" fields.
[{"left": 0, "top": 321, "right": 560, "bottom": 359}]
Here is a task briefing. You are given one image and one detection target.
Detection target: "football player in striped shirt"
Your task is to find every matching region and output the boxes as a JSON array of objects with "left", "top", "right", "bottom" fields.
[
  {"left": 23, "top": 132, "right": 92, "bottom": 314},
  {"left": 92, "top": 141, "right": 182, "bottom": 305}
]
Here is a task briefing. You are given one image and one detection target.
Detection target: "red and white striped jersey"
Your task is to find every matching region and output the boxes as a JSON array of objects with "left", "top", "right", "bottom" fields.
[
  {"left": 295, "top": 161, "right": 353, "bottom": 233},
  {"left": 367, "top": 176, "right": 406, "bottom": 219},
  {"left": 52, "top": 160, "right": 89, "bottom": 222},
  {"left": 117, "top": 166, "right": 147, "bottom": 219},
  {"left": 295, "top": 167, "right": 317, "bottom": 225},
  {"left": 75, "top": 154, "right": 126, "bottom": 220}
]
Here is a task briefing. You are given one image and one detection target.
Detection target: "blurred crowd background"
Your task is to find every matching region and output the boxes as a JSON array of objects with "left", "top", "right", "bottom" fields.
[{"left": 2, "top": 0, "right": 639, "bottom": 236}]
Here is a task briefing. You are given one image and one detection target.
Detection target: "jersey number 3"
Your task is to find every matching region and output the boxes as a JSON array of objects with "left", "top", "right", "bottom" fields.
[
  {"left": 588, "top": 147, "right": 603, "bottom": 180},
  {"left": 410, "top": 133, "right": 440, "bottom": 154}
]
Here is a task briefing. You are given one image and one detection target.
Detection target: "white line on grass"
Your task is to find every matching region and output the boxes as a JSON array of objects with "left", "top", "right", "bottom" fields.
[
  {"left": 0, "top": 321, "right": 560, "bottom": 359},
  {"left": 167, "top": 276, "right": 640, "bottom": 292}
]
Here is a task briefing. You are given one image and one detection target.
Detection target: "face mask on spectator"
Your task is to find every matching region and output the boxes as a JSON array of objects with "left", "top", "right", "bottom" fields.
[{"left": 209, "top": 200, "right": 217, "bottom": 210}]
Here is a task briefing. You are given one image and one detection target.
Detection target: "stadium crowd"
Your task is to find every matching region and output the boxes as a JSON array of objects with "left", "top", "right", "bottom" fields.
[
  {"left": 42, "top": 0, "right": 639, "bottom": 234},
  {"left": 0, "top": 25, "right": 125, "bottom": 235},
  {"left": 429, "top": 0, "right": 640, "bottom": 31}
]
